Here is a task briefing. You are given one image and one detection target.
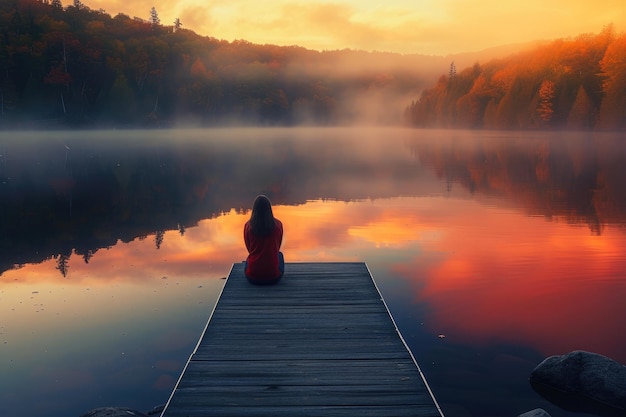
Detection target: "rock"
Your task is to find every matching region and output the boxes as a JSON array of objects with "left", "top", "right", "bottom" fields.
[
  {"left": 518, "top": 409, "right": 551, "bottom": 417},
  {"left": 146, "top": 404, "right": 166, "bottom": 415},
  {"left": 530, "top": 350, "right": 626, "bottom": 415},
  {"left": 79, "top": 407, "right": 148, "bottom": 417}
]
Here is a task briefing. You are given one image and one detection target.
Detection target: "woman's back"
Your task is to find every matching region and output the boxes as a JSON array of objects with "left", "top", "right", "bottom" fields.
[{"left": 243, "top": 195, "right": 284, "bottom": 284}]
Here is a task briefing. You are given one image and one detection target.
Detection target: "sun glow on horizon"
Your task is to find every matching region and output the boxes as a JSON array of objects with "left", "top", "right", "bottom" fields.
[{"left": 62, "top": 0, "right": 626, "bottom": 55}]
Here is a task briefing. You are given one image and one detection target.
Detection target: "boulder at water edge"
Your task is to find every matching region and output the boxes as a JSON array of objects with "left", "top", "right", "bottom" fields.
[
  {"left": 518, "top": 409, "right": 551, "bottom": 417},
  {"left": 79, "top": 407, "right": 148, "bottom": 417},
  {"left": 529, "top": 350, "right": 626, "bottom": 414}
]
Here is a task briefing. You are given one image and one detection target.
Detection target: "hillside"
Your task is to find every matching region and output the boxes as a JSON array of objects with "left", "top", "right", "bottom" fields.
[
  {"left": 0, "top": 0, "right": 537, "bottom": 127},
  {"left": 405, "top": 26, "right": 626, "bottom": 130}
]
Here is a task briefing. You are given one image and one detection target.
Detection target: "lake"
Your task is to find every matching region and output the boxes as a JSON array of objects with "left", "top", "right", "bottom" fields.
[{"left": 1, "top": 127, "right": 625, "bottom": 417}]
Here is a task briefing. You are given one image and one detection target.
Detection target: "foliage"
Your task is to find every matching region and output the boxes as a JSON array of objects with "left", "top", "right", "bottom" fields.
[
  {"left": 405, "top": 26, "right": 626, "bottom": 130},
  {"left": 0, "top": 0, "right": 431, "bottom": 127}
]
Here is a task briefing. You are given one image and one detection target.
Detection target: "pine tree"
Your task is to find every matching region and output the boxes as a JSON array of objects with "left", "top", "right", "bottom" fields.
[
  {"left": 174, "top": 17, "right": 182, "bottom": 32},
  {"left": 537, "top": 80, "right": 556, "bottom": 124},
  {"left": 567, "top": 85, "right": 594, "bottom": 129},
  {"left": 449, "top": 62, "right": 457, "bottom": 79},
  {"left": 150, "top": 7, "right": 160, "bottom": 27}
]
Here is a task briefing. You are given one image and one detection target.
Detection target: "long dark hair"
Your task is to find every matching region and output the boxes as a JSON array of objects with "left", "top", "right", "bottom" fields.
[{"left": 249, "top": 195, "right": 275, "bottom": 237}]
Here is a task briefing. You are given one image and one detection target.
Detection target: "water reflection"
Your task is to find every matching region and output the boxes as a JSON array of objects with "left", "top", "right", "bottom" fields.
[
  {"left": 1, "top": 128, "right": 625, "bottom": 417},
  {"left": 2, "top": 129, "right": 625, "bottom": 277},
  {"left": 409, "top": 130, "right": 626, "bottom": 235}
]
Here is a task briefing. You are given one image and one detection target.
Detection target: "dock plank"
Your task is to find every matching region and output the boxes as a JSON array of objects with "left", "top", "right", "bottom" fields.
[{"left": 161, "top": 262, "right": 443, "bottom": 417}]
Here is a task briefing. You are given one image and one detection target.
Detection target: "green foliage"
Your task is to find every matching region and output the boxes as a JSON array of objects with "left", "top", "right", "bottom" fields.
[{"left": 405, "top": 26, "right": 626, "bottom": 130}]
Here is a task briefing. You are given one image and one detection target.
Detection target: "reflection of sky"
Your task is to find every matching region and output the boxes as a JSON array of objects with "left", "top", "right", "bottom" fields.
[{"left": 1, "top": 195, "right": 626, "bottom": 416}]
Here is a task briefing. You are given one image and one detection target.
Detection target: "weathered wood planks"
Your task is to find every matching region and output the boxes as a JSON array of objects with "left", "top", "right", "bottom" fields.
[{"left": 161, "top": 262, "right": 443, "bottom": 417}]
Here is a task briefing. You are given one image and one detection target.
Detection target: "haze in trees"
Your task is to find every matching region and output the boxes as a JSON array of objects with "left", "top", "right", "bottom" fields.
[{"left": 0, "top": 0, "right": 471, "bottom": 127}]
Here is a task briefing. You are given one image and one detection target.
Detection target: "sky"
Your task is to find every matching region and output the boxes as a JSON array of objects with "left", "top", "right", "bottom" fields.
[{"left": 71, "top": 0, "right": 626, "bottom": 55}]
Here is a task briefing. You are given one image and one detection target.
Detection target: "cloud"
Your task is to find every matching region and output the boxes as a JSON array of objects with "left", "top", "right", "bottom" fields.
[
  {"left": 179, "top": 5, "right": 216, "bottom": 35},
  {"left": 68, "top": 0, "right": 626, "bottom": 54}
]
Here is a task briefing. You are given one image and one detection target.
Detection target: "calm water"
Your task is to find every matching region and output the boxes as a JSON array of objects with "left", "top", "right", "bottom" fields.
[{"left": 1, "top": 128, "right": 625, "bottom": 417}]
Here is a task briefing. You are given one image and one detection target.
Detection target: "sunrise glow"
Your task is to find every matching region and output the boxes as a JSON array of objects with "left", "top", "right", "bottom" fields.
[{"left": 63, "top": 0, "right": 626, "bottom": 54}]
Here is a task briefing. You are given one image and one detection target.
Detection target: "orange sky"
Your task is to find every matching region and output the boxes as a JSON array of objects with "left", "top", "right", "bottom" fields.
[{"left": 67, "top": 0, "right": 626, "bottom": 54}]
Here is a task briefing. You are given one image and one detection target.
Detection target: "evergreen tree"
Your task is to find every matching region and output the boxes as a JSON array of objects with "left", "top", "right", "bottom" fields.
[
  {"left": 56, "top": 253, "right": 70, "bottom": 277},
  {"left": 449, "top": 61, "right": 457, "bottom": 79},
  {"left": 537, "top": 80, "right": 556, "bottom": 125},
  {"left": 150, "top": 7, "right": 160, "bottom": 27},
  {"left": 567, "top": 85, "right": 594, "bottom": 129}
]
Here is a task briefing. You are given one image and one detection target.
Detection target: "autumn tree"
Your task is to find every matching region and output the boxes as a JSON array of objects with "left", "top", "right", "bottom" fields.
[
  {"left": 598, "top": 33, "right": 626, "bottom": 129},
  {"left": 536, "top": 80, "right": 556, "bottom": 125},
  {"left": 449, "top": 61, "right": 457, "bottom": 79},
  {"left": 567, "top": 85, "right": 595, "bottom": 129},
  {"left": 405, "top": 27, "right": 623, "bottom": 130}
]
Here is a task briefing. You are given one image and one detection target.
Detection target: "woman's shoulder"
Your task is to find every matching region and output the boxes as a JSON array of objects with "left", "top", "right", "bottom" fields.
[{"left": 274, "top": 218, "right": 283, "bottom": 228}]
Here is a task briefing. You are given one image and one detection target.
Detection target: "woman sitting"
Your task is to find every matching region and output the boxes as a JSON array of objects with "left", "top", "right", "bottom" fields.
[{"left": 243, "top": 195, "right": 284, "bottom": 284}]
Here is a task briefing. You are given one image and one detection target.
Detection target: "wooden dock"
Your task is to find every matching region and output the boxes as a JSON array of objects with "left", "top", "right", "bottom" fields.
[{"left": 160, "top": 262, "right": 443, "bottom": 417}]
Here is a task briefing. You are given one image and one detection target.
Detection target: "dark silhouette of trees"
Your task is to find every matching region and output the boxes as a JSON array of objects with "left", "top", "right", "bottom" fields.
[
  {"left": 155, "top": 230, "right": 164, "bottom": 249},
  {"left": 56, "top": 252, "right": 70, "bottom": 277},
  {"left": 405, "top": 26, "right": 625, "bottom": 130},
  {"left": 149, "top": 6, "right": 159, "bottom": 28},
  {"left": 0, "top": 0, "right": 431, "bottom": 127}
]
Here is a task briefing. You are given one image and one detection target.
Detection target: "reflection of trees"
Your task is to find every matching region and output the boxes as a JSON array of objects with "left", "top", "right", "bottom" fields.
[
  {"left": 0, "top": 131, "right": 426, "bottom": 276},
  {"left": 56, "top": 252, "right": 71, "bottom": 278},
  {"left": 409, "top": 132, "right": 626, "bottom": 235},
  {"left": 155, "top": 230, "right": 165, "bottom": 249},
  {"left": 1, "top": 130, "right": 625, "bottom": 276}
]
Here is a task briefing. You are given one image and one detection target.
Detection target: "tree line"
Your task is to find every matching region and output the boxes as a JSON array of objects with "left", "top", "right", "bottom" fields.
[
  {"left": 404, "top": 26, "right": 626, "bottom": 130},
  {"left": 0, "top": 0, "right": 439, "bottom": 127}
]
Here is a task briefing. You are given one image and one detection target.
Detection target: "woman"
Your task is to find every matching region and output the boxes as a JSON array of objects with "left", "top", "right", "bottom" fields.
[{"left": 243, "top": 195, "right": 284, "bottom": 284}]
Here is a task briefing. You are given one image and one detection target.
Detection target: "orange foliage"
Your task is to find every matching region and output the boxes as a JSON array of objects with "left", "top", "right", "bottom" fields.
[
  {"left": 406, "top": 26, "right": 625, "bottom": 130},
  {"left": 598, "top": 33, "right": 626, "bottom": 129}
]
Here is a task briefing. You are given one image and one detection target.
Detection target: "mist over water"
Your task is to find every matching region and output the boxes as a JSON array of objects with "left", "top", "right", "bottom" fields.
[{"left": 1, "top": 127, "right": 625, "bottom": 417}]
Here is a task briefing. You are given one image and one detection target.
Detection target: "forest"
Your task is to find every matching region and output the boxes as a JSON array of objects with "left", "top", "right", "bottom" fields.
[
  {"left": 0, "top": 0, "right": 465, "bottom": 127},
  {"left": 404, "top": 26, "right": 626, "bottom": 130},
  {"left": 1, "top": 0, "right": 624, "bottom": 129}
]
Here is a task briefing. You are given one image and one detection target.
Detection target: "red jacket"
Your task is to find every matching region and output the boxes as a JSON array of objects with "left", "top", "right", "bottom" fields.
[{"left": 244, "top": 218, "right": 283, "bottom": 280}]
